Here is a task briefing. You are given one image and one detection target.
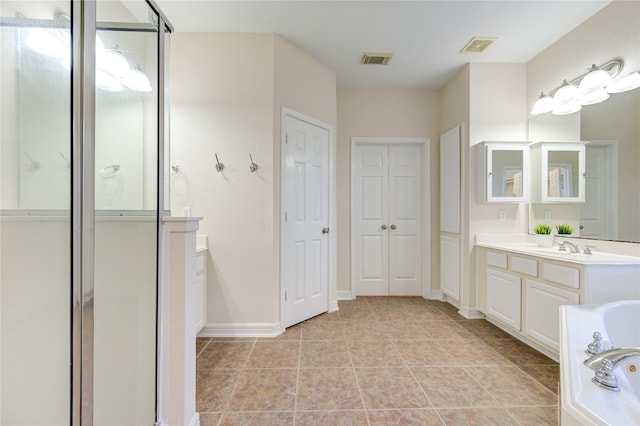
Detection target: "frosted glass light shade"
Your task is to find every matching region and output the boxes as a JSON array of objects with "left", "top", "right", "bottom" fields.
[
  {"left": 96, "top": 70, "right": 123, "bottom": 92},
  {"left": 579, "top": 65, "right": 613, "bottom": 93},
  {"left": 607, "top": 72, "right": 640, "bottom": 93},
  {"left": 26, "top": 28, "right": 69, "bottom": 58},
  {"left": 580, "top": 88, "right": 609, "bottom": 105},
  {"left": 531, "top": 92, "right": 554, "bottom": 115},
  {"left": 97, "top": 50, "right": 130, "bottom": 79},
  {"left": 554, "top": 80, "right": 580, "bottom": 103},
  {"left": 121, "top": 69, "right": 152, "bottom": 92},
  {"left": 552, "top": 100, "right": 581, "bottom": 115}
]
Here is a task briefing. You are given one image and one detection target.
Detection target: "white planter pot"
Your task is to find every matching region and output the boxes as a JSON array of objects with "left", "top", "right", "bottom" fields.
[{"left": 536, "top": 234, "right": 554, "bottom": 248}]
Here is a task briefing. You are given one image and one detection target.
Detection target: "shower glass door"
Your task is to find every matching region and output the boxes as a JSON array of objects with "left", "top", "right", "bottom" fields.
[
  {"left": 93, "top": 2, "right": 159, "bottom": 425},
  {"left": 1, "top": 1, "right": 169, "bottom": 424},
  {"left": 0, "top": 2, "right": 72, "bottom": 424}
]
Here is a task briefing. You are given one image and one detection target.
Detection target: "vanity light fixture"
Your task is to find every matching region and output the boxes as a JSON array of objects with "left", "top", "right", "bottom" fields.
[{"left": 530, "top": 58, "right": 632, "bottom": 116}]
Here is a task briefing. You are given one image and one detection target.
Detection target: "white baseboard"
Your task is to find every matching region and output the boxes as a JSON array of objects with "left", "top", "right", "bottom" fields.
[
  {"left": 329, "top": 299, "right": 339, "bottom": 312},
  {"left": 425, "top": 290, "right": 444, "bottom": 300},
  {"left": 198, "top": 322, "right": 282, "bottom": 338},
  {"left": 337, "top": 290, "right": 354, "bottom": 300},
  {"left": 190, "top": 413, "right": 200, "bottom": 426},
  {"left": 457, "top": 306, "right": 485, "bottom": 320}
]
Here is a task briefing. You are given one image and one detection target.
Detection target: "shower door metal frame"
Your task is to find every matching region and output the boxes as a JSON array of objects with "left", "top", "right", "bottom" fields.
[{"left": 70, "top": 1, "right": 173, "bottom": 424}]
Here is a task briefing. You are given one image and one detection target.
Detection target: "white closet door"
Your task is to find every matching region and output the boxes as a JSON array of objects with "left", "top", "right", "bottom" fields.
[
  {"left": 388, "top": 145, "right": 422, "bottom": 295},
  {"left": 353, "top": 145, "right": 389, "bottom": 295},
  {"left": 353, "top": 144, "right": 422, "bottom": 296}
]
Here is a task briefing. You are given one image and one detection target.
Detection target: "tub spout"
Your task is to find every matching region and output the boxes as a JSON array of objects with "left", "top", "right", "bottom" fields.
[{"left": 584, "top": 347, "right": 640, "bottom": 371}]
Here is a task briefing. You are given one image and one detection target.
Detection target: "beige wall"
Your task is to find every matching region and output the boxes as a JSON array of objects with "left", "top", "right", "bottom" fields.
[
  {"left": 171, "top": 33, "right": 336, "bottom": 327},
  {"left": 336, "top": 89, "right": 440, "bottom": 296}
]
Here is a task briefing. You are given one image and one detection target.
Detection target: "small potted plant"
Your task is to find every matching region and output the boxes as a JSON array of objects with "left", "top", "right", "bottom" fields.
[
  {"left": 556, "top": 224, "right": 573, "bottom": 235},
  {"left": 534, "top": 224, "right": 554, "bottom": 247}
]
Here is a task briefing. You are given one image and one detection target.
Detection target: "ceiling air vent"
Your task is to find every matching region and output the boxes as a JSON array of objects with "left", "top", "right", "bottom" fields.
[
  {"left": 459, "top": 37, "right": 497, "bottom": 54},
  {"left": 361, "top": 52, "right": 393, "bottom": 65}
]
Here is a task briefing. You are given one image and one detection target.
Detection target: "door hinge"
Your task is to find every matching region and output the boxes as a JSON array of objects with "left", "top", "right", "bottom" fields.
[
  {"left": 285, "top": 212, "right": 288, "bottom": 222},
  {"left": 285, "top": 133, "right": 288, "bottom": 144},
  {"left": 284, "top": 291, "right": 287, "bottom": 301}
]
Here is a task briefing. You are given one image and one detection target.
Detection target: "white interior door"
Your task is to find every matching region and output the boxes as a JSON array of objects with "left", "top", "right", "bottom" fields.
[
  {"left": 580, "top": 142, "right": 617, "bottom": 239},
  {"left": 353, "top": 145, "right": 389, "bottom": 295},
  {"left": 283, "top": 114, "right": 330, "bottom": 328},
  {"left": 388, "top": 146, "right": 422, "bottom": 294},
  {"left": 353, "top": 143, "right": 422, "bottom": 296}
]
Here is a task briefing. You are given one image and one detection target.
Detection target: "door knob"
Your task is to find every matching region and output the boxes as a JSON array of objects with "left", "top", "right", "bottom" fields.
[
  {"left": 322, "top": 227, "right": 330, "bottom": 234},
  {"left": 381, "top": 224, "right": 387, "bottom": 230},
  {"left": 390, "top": 224, "right": 397, "bottom": 230}
]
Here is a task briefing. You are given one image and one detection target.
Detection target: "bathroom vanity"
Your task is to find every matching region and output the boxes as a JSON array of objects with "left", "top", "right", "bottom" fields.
[{"left": 476, "top": 237, "right": 640, "bottom": 360}]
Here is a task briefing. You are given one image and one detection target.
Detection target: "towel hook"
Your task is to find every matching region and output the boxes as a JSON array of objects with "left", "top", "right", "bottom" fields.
[
  {"left": 249, "top": 154, "right": 258, "bottom": 173},
  {"left": 214, "top": 153, "right": 224, "bottom": 172}
]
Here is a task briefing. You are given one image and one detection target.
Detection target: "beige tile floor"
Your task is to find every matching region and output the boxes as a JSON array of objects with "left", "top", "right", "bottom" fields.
[{"left": 196, "top": 297, "right": 559, "bottom": 425}]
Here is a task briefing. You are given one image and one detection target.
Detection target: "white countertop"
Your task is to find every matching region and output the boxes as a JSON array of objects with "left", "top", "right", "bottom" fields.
[{"left": 476, "top": 240, "right": 640, "bottom": 265}]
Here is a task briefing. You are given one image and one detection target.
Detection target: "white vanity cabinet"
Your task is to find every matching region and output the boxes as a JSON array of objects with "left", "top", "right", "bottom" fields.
[
  {"left": 477, "top": 141, "right": 530, "bottom": 203},
  {"left": 194, "top": 250, "right": 206, "bottom": 334},
  {"left": 478, "top": 245, "right": 640, "bottom": 360},
  {"left": 530, "top": 141, "right": 586, "bottom": 203}
]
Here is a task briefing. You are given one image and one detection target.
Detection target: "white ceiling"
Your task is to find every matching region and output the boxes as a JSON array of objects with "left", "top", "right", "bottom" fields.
[{"left": 154, "top": 0, "right": 610, "bottom": 89}]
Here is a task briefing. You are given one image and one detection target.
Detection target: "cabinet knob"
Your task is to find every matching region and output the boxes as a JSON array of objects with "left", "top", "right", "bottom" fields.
[{"left": 381, "top": 224, "right": 387, "bottom": 230}]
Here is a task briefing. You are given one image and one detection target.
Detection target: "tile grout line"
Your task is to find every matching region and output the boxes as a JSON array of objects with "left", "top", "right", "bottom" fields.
[
  {"left": 344, "top": 317, "right": 372, "bottom": 426},
  {"left": 292, "top": 330, "right": 303, "bottom": 425}
]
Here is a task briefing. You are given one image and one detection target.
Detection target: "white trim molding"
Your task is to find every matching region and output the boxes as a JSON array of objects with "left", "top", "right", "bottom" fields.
[
  {"left": 198, "top": 322, "right": 282, "bottom": 338},
  {"left": 337, "top": 290, "right": 355, "bottom": 301}
]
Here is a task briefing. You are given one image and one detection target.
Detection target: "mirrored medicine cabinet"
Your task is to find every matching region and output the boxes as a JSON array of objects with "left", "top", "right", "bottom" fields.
[
  {"left": 530, "top": 142, "right": 586, "bottom": 203},
  {"left": 477, "top": 141, "right": 530, "bottom": 203}
]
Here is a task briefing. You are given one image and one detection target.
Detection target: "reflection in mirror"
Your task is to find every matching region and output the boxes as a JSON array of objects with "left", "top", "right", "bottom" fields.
[
  {"left": 547, "top": 151, "right": 579, "bottom": 198},
  {"left": 492, "top": 150, "right": 523, "bottom": 198},
  {"left": 528, "top": 89, "right": 640, "bottom": 242}
]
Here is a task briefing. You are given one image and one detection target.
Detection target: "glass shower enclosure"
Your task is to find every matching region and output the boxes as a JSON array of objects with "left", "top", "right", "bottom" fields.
[{"left": 0, "top": 1, "right": 172, "bottom": 424}]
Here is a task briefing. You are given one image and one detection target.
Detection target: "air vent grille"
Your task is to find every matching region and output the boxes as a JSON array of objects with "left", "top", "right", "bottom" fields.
[
  {"left": 361, "top": 52, "right": 393, "bottom": 65},
  {"left": 460, "top": 37, "right": 497, "bottom": 54}
]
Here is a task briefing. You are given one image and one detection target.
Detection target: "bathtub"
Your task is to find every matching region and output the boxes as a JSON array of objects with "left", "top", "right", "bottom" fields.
[{"left": 560, "top": 300, "right": 640, "bottom": 425}]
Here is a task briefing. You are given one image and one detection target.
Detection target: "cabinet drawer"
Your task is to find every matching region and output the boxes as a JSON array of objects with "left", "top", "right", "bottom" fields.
[
  {"left": 195, "top": 253, "right": 205, "bottom": 275},
  {"left": 542, "top": 262, "right": 579, "bottom": 289},
  {"left": 511, "top": 256, "right": 537, "bottom": 277},
  {"left": 486, "top": 251, "right": 507, "bottom": 269}
]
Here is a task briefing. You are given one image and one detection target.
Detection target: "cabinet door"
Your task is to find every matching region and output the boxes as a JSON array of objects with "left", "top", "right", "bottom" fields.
[
  {"left": 525, "top": 280, "right": 579, "bottom": 351},
  {"left": 440, "top": 235, "right": 460, "bottom": 300},
  {"left": 540, "top": 143, "right": 586, "bottom": 203},
  {"left": 486, "top": 269, "right": 521, "bottom": 330},
  {"left": 440, "top": 126, "right": 460, "bottom": 233},
  {"left": 482, "top": 143, "right": 529, "bottom": 203}
]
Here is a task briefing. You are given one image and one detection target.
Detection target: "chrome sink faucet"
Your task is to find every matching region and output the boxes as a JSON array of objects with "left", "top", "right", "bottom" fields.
[
  {"left": 558, "top": 240, "right": 580, "bottom": 253},
  {"left": 584, "top": 347, "right": 640, "bottom": 392}
]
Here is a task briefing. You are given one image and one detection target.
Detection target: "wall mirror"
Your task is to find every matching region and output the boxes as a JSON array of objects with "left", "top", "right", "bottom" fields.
[{"left": 528, "top": 89, "right": 640, "bottom": 242}]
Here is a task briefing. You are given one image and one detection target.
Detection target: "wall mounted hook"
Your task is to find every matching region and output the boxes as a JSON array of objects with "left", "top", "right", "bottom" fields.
[
  {"left": 214, "top": 153, "right": 224, "bottom": 172},
  {"left": 249, "top": 154, "right": 258, "bottom": 173}
]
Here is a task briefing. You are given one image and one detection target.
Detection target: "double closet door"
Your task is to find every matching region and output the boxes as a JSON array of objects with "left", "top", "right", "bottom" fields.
[{"left": 353, "top": 143, "right": 423, "bottom": 296}]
